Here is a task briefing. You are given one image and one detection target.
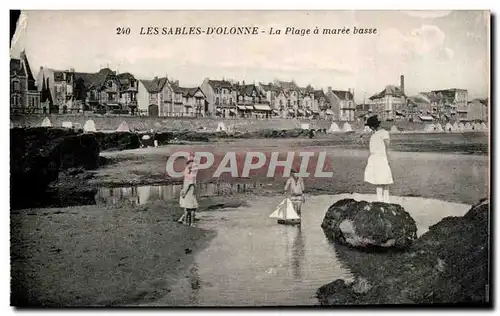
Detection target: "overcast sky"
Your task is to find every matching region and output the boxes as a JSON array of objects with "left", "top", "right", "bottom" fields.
[{"left": 11, "top": 10, "right": 489, "bottom": 102}]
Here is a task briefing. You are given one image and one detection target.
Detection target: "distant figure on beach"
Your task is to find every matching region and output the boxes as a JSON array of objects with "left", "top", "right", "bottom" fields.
[
  {"left": 364, "top": 115, "right": 393, "bottom": 203},
  {"left": 284, "top": 169, "right": 305, "bottom": 217},
  {"left": 177, "top": 154, "right": 199, "bottom": 225}
]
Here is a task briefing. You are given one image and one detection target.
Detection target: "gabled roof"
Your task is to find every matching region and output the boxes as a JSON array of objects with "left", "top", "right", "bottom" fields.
[
  {"left": 332, "top": 90, "right": 354, "bottom": 101},
  {"left": 235, "top": 83, "right": 264, "bottom": 97},
  {"left": 259, "top": 82, "right": 281, "bottom": 92},
  {"left": 117, "top": 72, "right": 135, "bottom": 84},
  {"left": 140, "top": 77, "right": 168, "bottom": 93},
  {"left": 10, "top": 58, "right": 25, "bottom": 77},
  {"left": 72, "top": 68, "right": 117, "bottom": 89},
  {"left": 208, "top": 79, "right": 234, "bottom": 90},
  {"left": 173, "top": 86, "right": 204, "bottom": 98},
  {"left": 313, "top": 89, "right": 328, "bottom": 100},
  {"left": 274, "top": 80, "right": 299, "bottom": 91},
  {"left": 20, "top": 51, "right": 36, "bottom": 88},
  {"left": 368, "top": 85, "right": 402, "bottom": 100}
]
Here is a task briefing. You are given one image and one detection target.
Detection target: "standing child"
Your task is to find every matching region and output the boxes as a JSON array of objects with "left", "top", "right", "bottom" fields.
[
  {"left": 284, "top": 169, "right": 305, "bottom": 217},
  {"left": 177, "top": 154, "right": 199, "bottom": 225},
  {"left": 364, "top": 115, "right": 394, "bottom": 203}
]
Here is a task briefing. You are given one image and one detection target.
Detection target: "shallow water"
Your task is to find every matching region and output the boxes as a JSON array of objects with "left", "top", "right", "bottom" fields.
[
  {"left": 95, "top": 182, "right": 264, "bottom": 205},
  {"left": 143, "top": 194, "right": 471, "bottom": 307}
]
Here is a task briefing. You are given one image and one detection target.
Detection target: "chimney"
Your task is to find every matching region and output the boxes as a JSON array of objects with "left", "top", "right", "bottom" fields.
[
  {"left": 400, "top": 75, "right": 405, "bottom": 95},
  {"left": 242, "top": 80, "right": 245, "bottom": 86}
]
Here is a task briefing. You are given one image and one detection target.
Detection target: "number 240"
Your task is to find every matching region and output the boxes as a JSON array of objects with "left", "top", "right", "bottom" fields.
[{"left": 116, "top": 27, "right": 131, "bottom": 35}]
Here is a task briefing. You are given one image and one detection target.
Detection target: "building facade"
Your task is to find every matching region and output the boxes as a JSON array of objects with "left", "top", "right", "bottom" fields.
[
  {"left": 137, "top": 77, "right": 172, "bottom": 116},
  {"left": 326, "top": 87, "right": 356, "bottom": 121},
  {"left": 172, "top": 85, "right": 207, "bottom": 117},
  {"left": 37, "top": 67, "right": 139, "bottom": 114},
  {"left": 368, "top": 75, "right": 406, "bottom": 121},
  {"left": 200, "top": 78, "right": 238, "bottom": 117},
  {"left": 10, "top": 51, "right": 40, "bottom": 115}
]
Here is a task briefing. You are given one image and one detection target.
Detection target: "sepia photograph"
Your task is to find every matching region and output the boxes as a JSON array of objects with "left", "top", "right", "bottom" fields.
[{"left": 8, "top": 8, "right": 491, "bottom": 308}]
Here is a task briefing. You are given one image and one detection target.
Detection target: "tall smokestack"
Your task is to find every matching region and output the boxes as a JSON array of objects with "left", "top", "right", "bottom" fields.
[{"left": 400, "top": 75, "right": 405, "bottom": 95}]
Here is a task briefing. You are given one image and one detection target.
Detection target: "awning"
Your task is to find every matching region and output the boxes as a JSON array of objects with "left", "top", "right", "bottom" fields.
[
  {"left": 419, "top": 115, "right": 434, "bottom": 121},
  {"left": 288, "top": 109, "right": 294, "bottom": 113},
  {"left": 230, "top": 109, "right": 236, "bottom": 114},
  {"left": 237, "top": 105, "right": 246, "bottom": 110},
  {"left": 396, "top": 110, "right": 403, "bottom": 116},
  {"left": 297, "top": 109, "right": 304, "bottom": 115},
  {"left": 253, "top": 104, "right": 272, "bottom": 111},
  {"left": 326, "top": 109, "right": 333, "bottom": 115},
  {"left": 216, "top": 108, "right": 221, "bottom": 112},
  {"left": 273, "top": 110, "right": 279, "bottom": 114},
  {"left": 306, "top": 110, "right": 312, "bottom": 115},
  {"left": 245, "top": 105, "right": 254, "bottom": 110},
  {"left": 312, "top": 110, "right": 319, "bottom": 114}
]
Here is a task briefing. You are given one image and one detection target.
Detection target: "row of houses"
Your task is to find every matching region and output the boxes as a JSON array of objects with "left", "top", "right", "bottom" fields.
[
  {"left": 357, "top": 75, "right": 488, "bottom": 122},
  {"left": 9, "top": 52, "right": 356, "bottom": 120},
  {"left": 10, "top": 52, "right": 487, "bottom": 122}
]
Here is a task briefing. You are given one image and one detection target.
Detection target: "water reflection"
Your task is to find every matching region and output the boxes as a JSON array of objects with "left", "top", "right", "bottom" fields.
[
  {"left": 291, "top": 226, "right": 305, "bottom": 281},
  {"left": 153, "top": 195, "right": 354, "bottom": 306},
  {"left": 95, "top": 182, "right": 260, "bottom": 205}
]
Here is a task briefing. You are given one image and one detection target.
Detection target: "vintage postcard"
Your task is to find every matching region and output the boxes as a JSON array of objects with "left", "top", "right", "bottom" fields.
[{"left": 9, "top": 10, "right": 490, "bottom": 307}]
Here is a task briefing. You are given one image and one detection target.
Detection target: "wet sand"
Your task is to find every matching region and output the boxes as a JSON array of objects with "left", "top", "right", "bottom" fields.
[
  {"left": 94, "top": 138, "right": 488, "bottom": 205},
  {"left": 10, "top": 197, "right": 246, "bottom": 306}
]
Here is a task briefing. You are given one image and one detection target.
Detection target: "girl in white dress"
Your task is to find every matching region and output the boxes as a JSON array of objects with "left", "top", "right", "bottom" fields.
[
  {"left": 364, "top": 115, "right": 393, "bottom": 203},
  {"left": 177, "top": 154, "right": 199, "bottom": 225},
  {"left": 284, "top": 169, "right": 305, "bottom": 216}
]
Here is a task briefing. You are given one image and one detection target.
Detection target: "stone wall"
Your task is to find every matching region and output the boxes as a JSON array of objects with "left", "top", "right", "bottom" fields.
[{"left": 11, "top": 114, "right": 429, "bottom": 133}]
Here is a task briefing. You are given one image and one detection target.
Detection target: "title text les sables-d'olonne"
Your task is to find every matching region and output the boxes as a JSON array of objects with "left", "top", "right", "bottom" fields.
[{"left": 119, "top": 25, "right": 378, "bottom": 36}]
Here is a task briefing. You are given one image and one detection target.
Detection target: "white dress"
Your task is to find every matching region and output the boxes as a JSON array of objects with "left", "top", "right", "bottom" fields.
[
  {"left": 364, "top": 129, "right": 394, "bottom": 185},
  {"left": 179, "top": 164, "right": 199, "bottom": 209}
]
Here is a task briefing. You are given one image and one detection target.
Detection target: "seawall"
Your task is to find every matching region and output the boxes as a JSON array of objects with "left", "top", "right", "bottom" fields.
[{"left": 11, "top": 114, "right": 431, "bottom": 132}]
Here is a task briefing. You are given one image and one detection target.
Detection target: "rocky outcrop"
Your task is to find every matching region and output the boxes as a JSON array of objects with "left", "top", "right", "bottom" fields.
[
  {"left": 92, "top": 132, "right": 141, "bottom": 151},
  {"left": 10, "top": 127, "right": 100, "bottom": 209},
  {"left": 317, "top": 199, "right": 490, "bottom": 305},
  {"left": 321, "top": 199, "right": 418, "bottom": 250}
]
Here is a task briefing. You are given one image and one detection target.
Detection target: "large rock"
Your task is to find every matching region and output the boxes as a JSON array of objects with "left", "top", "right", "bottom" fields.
[
  {"left": 317, "top": 198, "right": 490, "bottom": 305},
  {"left": 10, "top": 127, "right": 100, "bottom": 209},
  {"left": 321, "top": 199, "right": 418, "bottom": 250},
  {"left": 92, "top": 132, "right": 141, "bottom": 151}
]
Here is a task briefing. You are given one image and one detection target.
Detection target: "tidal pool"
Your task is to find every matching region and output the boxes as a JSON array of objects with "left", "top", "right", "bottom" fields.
[{"left": 142, "top": 194, "right": 471, "bottom": 307}]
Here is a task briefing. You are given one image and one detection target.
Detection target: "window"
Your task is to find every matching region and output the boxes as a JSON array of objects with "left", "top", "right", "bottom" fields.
[
  {"left": 108, "top": 81, "right": 113, "bottom": 88},
  {"left": 229, "top": 98, "right": 233, "bottom": 105},
  {"left": 279, "top": 100, "right": 283, "bottom": 107},
  {"left": 215, "top": 97, "right": 219, "bottom": 105},
  {"left": 287, "top": 100, "right": 291, "bottom": 107},
  {"left": 12, "top": 80, "right": 20, "bottom": 92}
]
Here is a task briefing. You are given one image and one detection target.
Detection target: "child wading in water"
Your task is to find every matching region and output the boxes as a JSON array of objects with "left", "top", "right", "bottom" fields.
[
  {"left": 364, "top": 115, "right": 394, "bottom": 203},
  {"left": 177, "top": 154, "right": 198, "bottom": 225},
  {"left": 284, "top": 169, "right": 305, "bottom": 217}
]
